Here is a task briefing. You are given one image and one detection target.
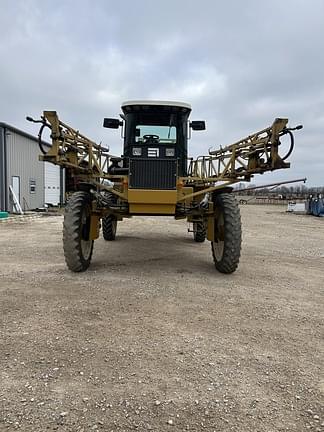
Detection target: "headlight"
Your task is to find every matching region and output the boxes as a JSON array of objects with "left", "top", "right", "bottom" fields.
[
  {"left": 132, "top": 147, "right": 142, "bottom": 156},
  {"left": 166, "top": 148, "right": 175, "bottom": 157}
]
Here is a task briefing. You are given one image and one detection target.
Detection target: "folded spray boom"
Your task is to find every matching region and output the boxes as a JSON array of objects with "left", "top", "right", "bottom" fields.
[{"left": 188, "top": 118, "right": 303, "bottom": 182}]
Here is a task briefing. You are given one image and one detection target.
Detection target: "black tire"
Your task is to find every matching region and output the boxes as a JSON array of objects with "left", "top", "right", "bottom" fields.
[
  {"left": 63, "top": 191, "right": 94, "bottom": 272},
  {"left": 102, "top": 192, "right": 117, "bottom": 241},
  {"left": 211, "top": 193, "right": 241, "bottom": 274},
  {"left": 102, "top": 215, "right": 117, "bottom": 241},
  {"left": 193, "top": 221, "right": 206, "bottom": 243}
]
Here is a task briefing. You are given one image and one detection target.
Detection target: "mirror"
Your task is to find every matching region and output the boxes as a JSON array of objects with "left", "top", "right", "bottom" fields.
[
  {"left": 190, "top": 121, "right": 206, "bottom": 131},
  {"left": 103, "top": 118, "right": 122, "bottom": 129}
]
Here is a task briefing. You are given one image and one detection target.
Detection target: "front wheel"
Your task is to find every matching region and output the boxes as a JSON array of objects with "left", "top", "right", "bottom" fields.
[
  {"left": 211, "top": 193, "right": 241, "bottom": 274},
  {"left": 63, "top": 191, "right": 94, "bottom": 272}
]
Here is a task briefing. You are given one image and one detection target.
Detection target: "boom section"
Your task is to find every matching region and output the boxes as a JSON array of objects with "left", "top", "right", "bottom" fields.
[
  {"left": 186, "top": 118, "right": 302, "bottom": 183},
  {"left": 37, "top": 111, "right": 111, "bottom": 179}
]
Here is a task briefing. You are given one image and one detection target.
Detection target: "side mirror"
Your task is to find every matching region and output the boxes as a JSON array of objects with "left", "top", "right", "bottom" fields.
[
  {"left": 103, "top": 118, "right": 123, "bottom": 129},
  {"left": 190, "top": 121, "right": 206, "bottom": 131}
]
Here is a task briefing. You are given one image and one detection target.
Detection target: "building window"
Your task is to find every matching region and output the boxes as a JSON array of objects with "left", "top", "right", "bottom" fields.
[{"left": 30, "top": 179, "right": 36, "bottom": 194}]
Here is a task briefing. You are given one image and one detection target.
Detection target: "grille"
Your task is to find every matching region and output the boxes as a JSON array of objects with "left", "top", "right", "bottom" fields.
[{"left": 129, "top": 158, "right": 177, "bottom": 189}]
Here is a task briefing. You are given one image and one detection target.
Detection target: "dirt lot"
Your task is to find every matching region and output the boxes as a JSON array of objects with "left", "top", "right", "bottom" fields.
[{"left": 0, "top": 205, "right": 323, "bottom": 431}]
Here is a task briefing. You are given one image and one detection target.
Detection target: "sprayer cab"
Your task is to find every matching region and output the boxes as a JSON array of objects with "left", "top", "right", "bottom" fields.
[{"left": 103, "top": 100, "right": 205, "bottom": 177}]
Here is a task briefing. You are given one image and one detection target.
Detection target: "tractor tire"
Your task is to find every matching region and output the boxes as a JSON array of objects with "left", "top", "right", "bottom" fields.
[
  {"left": 102, "top": 215, "right": 117, "bottom": 241},
  {"left": 63, "top": 191, "right": 94, "bottom": 272},
  {"left": 193, "top": 221, "right": 206, "bottom": 243},
  {"left": 211, "top": 193, "right": 241, "bottom": 274},
  {"left": 102, "top": 191, "right": 117, "bottom": 241}
]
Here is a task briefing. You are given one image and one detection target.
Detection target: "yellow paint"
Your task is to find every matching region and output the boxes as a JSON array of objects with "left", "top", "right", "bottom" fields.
[
  {"left": 129, "top": 203, "right": 175, "bottom": 214},
  {"left": 128, "top": 189, "right": 177, "bottom": 214},
  {"left": 207, "top": 215, "right": 214, "bottom": 241},
  {"left": 177, "top": 186, "right": 193, "bottom": 205},
  {"left": 128, "top": 189, "right": 177, "bottom": 204},
  {"left": 89, "top": 214, "right": 100, "bottom": 240}
]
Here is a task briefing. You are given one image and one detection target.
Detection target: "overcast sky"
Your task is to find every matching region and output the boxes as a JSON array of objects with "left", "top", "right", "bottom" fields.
[{"left": 0, "top": 0, "right": 323, "bottom": 185}]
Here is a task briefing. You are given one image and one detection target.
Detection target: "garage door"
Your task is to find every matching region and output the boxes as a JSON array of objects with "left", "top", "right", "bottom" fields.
[{"left": 45, "top": 163, "right": 60, "bottom": 205}]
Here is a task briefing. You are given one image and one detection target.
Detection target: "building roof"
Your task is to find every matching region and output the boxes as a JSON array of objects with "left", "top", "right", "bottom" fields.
[
  {"left": 0, "top": 122, "right": 51, "bottom": 147},
  {"left": 121, "top": 100, "right": 192, "bottom": 110}
]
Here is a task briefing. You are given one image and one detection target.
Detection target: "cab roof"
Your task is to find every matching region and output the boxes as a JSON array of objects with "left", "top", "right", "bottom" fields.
[{"left": 121, "top": 100, "right": 192, "bottom": 111}]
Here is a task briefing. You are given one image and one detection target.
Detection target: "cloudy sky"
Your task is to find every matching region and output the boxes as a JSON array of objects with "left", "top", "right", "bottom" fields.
[{"left": 0, "top": 0, "right": 323, "bottom": 185}]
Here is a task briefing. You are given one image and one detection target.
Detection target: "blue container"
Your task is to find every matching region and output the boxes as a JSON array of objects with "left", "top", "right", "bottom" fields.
[
  {"left": 318, "top": 199, "right": 324, "bottom": 216},
  {"left": 312, "top": 200, "right": 320, "bottom": 216},
  {"left": 0, "top": 211, "right": 8, "bottom": 219}
]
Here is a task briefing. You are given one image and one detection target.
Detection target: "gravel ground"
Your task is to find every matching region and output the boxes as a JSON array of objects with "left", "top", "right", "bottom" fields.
[{"left": 0, "top": 205, "right": 323, "bottom": 431}]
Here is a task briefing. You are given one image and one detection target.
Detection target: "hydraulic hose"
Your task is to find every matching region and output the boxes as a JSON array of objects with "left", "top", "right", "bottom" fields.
[
  {"left": 37, "top": 122, "right": 50, "bottom": 155},
  {"left": 280, "top": 129, "right": 294, "bottom": 161},
  {"left": 26, "top": 116, "right": 51, "bottom": 155}
]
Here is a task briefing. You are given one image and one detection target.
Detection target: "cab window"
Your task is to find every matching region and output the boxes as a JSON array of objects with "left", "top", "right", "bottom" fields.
[{"left": 135, "top": 125, "right": 176, "bottom": 144}]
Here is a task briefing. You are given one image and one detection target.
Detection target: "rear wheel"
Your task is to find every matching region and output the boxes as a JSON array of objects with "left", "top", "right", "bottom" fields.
[
  {"left": 211, "top": 193, "right": 241, "bottom": 274},
  {"left": 63, "top": 191, "right": 94, "bottom": 272},
  {"left": 102, "top": 192, "right": 118, "bottom": 241},
  {"left": 193, "top": 221, "right": 206, "bottom": 242},
  {"left": 102, "top": 215, "right": 117, "bottom": 241}
]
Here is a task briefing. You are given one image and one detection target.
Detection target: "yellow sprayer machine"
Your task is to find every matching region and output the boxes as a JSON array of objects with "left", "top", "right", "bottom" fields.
[{"left": 27, "top": 101, "right": 302, "bottom": 273}]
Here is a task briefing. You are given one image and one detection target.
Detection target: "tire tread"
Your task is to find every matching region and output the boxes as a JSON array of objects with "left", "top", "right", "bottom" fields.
[
  {"left": 211, "top": 193, "right": 241, "bottom": 273},
  {"left": 102, "top": 215, "right": 117, "bottom": 241},
  {"left": 63, "top": 191, "right": 93, "bottom": 272},
  {"left": 193, "top": 221, "right": 206, "bottom": 243}
]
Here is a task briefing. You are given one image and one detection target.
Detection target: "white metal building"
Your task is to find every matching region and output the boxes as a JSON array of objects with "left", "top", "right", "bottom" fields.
[{"left": 0, "top": 122, "right": 63, "bottom": 212}]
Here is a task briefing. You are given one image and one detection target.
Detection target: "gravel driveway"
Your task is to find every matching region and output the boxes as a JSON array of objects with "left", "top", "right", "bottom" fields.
[{"left": 0, "top": 205, "right": 323, "bottom": 431}]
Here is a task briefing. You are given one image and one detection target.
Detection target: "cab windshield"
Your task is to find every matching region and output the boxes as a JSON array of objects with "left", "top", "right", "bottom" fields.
[{"left": 135, "top": 125, "right": 177, "bottom": 144}]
